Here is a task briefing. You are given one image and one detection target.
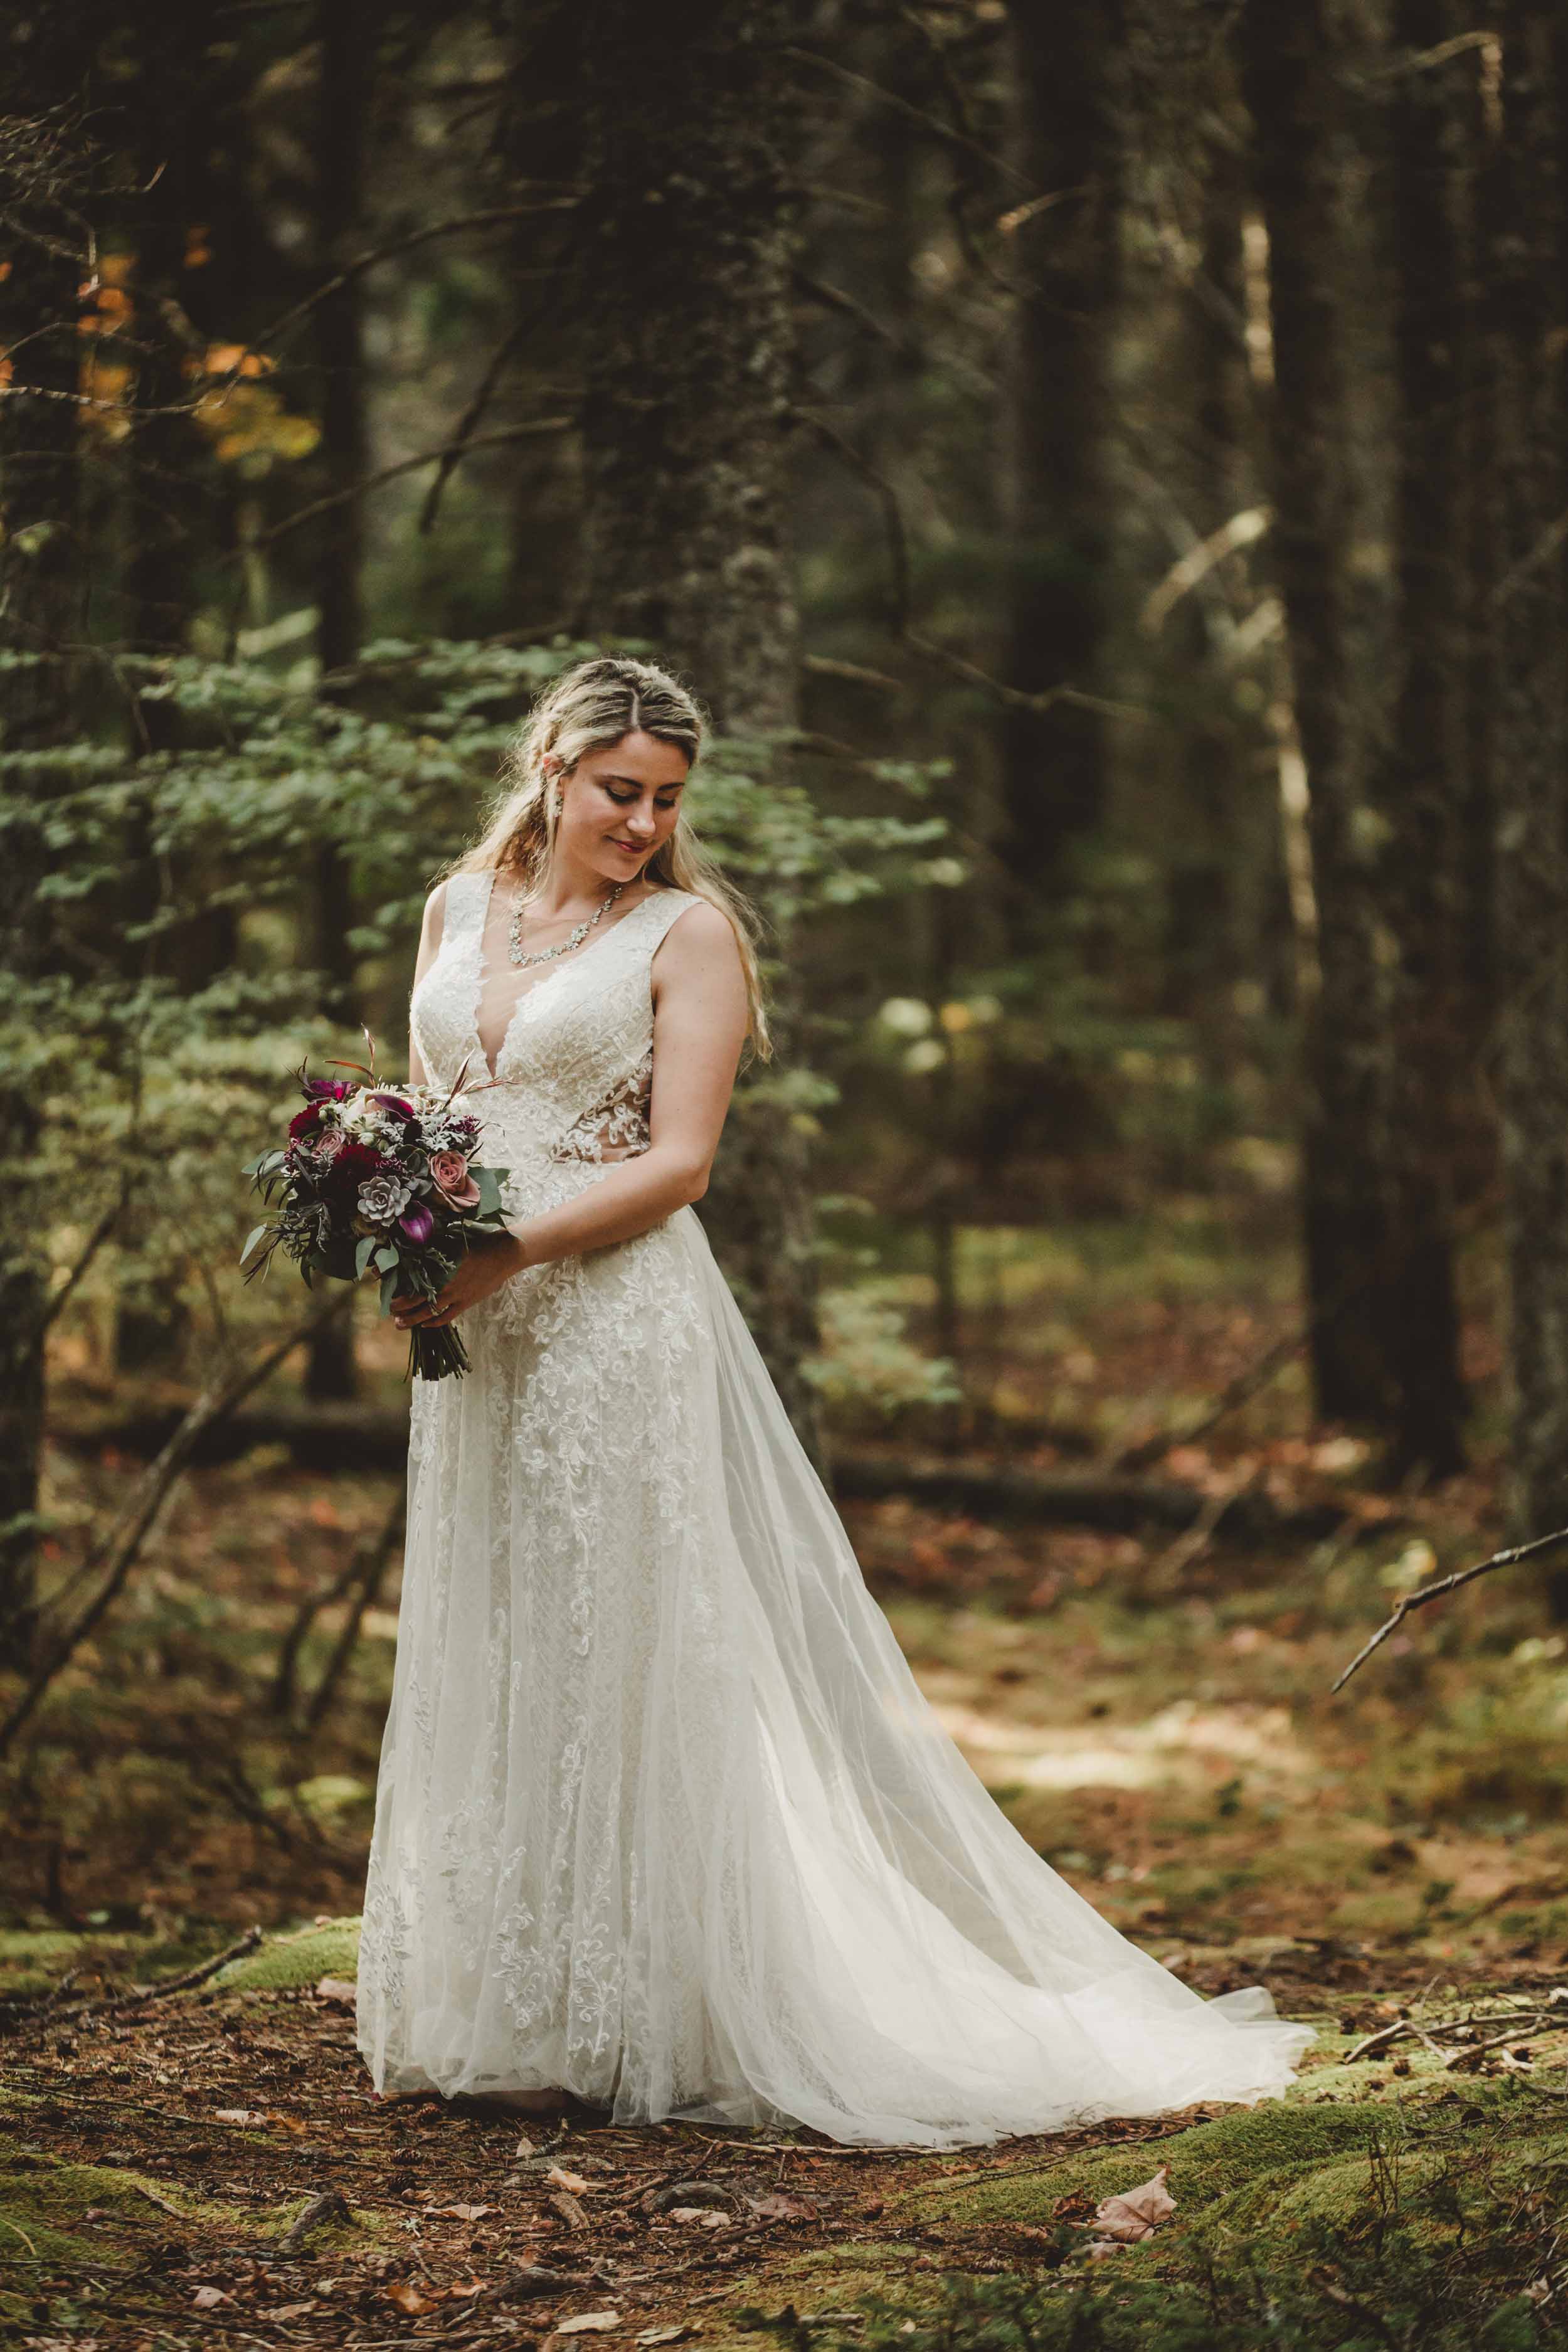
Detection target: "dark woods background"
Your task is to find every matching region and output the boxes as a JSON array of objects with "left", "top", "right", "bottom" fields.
[{"left": 3, "top": 0, "right": 1568, "bottom": 1935}]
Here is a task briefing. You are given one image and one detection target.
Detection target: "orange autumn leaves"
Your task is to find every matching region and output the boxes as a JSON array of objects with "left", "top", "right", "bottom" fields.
[{"left": 1, "top": 245, "right": 320, "bottom": 470}]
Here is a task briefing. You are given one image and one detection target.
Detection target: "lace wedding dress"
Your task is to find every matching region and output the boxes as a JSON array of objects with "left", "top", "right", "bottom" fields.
[{"left": 355, "top": 871, "right": 1313, "bottom": 2148}]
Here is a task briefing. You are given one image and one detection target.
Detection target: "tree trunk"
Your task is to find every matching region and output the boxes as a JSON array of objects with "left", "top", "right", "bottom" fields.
[
  {"left": 1485, "top": 6, "right": 1568, "bottom": 1567},
  {"left": 573, "top": 0, "right": 825, "bottom": 1465},
  {"left": 1360, "top": 0, "right": 1480, "bottom": 1476},
  {"left": 114, "top": 93, "right": 231, "bottom": 1380},
  {"left": 0, "top": 79, "right": 87, "bottom": 1665},
  {"left": 1241, "top": 0, "right": 1412, "bottom": 1446},
  {"left": 997, "top": 0, "right": 1122, "bottom": 923},
  {"left": 305, "top": 0, "right": 369, "bottom": 1403}
]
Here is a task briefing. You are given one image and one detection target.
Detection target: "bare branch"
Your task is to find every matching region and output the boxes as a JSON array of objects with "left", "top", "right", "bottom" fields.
[
  {"left": 303, "top": 1490, "right": 405, "bottom": 1731},
  {"left": 793, "top": 268, "right": 917, "bottom": 358},
  {"left": 418, "top": 324, "right": 526, "bottom": 536},
  {"left": 802, "top": 653, "right": 908, "bottom": 693},
  {"left": 0, "top": 1289, "right": 354, "bottom": 1755},
  {"left": 244, "top": 420, "right": 575, "bottom": 553},
  {"left": 797, "top": 410, "right": 1152, "bottom": 724},
  {"left": 254, "top": 202, "right": 581, "bottom": 354},
  {"left": 39, "top": 1176, "right": 132, "bottom": 1336},
  {"left": 1332, "top": 1525, "right": 1568, "bottom": 1695},
  {"left": 782, "top": 45, "right": 1033, "bottom": 190},
  {"left": 1140, "top": 507, "right": 1273, "bottom": 636}
]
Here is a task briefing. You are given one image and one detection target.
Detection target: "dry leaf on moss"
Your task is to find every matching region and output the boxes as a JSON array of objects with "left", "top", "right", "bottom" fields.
[{"left": 1085, "top": 2163, "right": 1175, "bottom": 2248}]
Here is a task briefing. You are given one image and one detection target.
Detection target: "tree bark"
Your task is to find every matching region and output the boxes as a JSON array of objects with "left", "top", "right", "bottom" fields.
[
  {"left": 1485, "top": 6, "right": 1568, "bottom": 1567},
  {"left": 1361, "top": 0, "right": 1481, "bottom": 1476},
  {"left": 573, "top": 0, "right": 825, "bottom": 1463},
  {"left": 1241, "top": 0, "right": 1419, "bottom": 1451},
  {"left": 305, "top": 0, "right": 370, "bottom": 1403},
  {"left": 0, "top": 66, "right": 88, "bottom": 1665},
  {"left": 997, "top": 0, "right": 1123, "bottom": 922}
]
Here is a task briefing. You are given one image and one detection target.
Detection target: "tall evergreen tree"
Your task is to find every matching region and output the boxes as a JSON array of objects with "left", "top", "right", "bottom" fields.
[
  {"left": 570, "top": 0, "right": 825, "bottom": 1460},
  {"left": 1485, "top": 4, "right": 1568, "bottom": 1557},
  {"left": 0, "top": 37, "right": 91, "bottom": 1663},
  {"left": 997, "top": 0, "right": 1123, "bottom": 923}
]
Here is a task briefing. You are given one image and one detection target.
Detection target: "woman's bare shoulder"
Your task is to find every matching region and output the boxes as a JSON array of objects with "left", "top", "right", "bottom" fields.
[{"left": 652, "top": 894, "right": 741, "bottom": 955}]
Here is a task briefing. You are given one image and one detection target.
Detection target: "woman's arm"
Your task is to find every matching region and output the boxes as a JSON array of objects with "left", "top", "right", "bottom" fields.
[
  {"left": 405, "top": 881, "right": 447, "bottom": 1088},
  {"left": 504, "top": 899, "right": 748, "bottom": 1264}
]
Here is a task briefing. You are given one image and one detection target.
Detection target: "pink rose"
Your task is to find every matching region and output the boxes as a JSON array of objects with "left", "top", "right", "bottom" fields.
[{"left": 428, "top": 1148, "right": 480, "bottom": 1211}]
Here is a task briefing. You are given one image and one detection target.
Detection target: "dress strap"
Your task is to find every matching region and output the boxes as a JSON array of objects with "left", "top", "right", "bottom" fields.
[
  {"left": 639, "top": 888, "right": 702, "bottom": 958},
  {"left": 440, "top": 869, "right": 492, "bottom": 951}
]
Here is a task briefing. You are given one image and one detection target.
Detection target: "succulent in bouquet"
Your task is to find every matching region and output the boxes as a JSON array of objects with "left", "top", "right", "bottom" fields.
[{"left": 241, "top": 1038, "right": 511, "bottom": 1380}]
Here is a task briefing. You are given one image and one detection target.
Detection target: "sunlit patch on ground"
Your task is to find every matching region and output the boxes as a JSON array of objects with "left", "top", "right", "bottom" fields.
[{"left": 928, "top": 1693, "right": 1308, "bottom": 1793}]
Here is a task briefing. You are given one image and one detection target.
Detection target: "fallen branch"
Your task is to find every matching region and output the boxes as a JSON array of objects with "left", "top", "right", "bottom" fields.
[
  {"left": 46, "top": 1402, "right": 1350, "bottom": 1542},
  {"left": 0, "top": 1289, "right": 353, "bottom": 1755},
  {"left": 1332, "top": 1525, "right": 1568, "bottom": 1693}
]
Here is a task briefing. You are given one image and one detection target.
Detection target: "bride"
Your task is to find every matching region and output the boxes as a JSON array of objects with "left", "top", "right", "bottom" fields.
[{"left": 354, "top": 653, "right": 1313, "bottom": 2148}]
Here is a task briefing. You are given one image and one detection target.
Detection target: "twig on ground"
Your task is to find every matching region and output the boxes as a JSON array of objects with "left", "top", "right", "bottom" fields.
[
  {"left": 1332, "top": 1526, "right": 1568, "bottom": 1693},
  {"left": 100, "top": 1924, "right": 264, "bottom": 2016}
]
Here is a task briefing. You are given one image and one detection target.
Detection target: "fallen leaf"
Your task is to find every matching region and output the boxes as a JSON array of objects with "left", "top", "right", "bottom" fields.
[
  {"left": 1086, "top": 2164, "right": 1175, "bottom": 2245},
  {"left": 514, "top": 2131, "right": 539, "bottom": 2158},
  {"left": 315, "top": 1976, "right": 358, "bottom": 2008},
  {"left": 635, "top": 2328, "right": 697, "bottom": 2346},
  {"left": 670, "top": 2206, "right": 729, "bottom": 2229},
  {"left": 556, "top": 2314, "right": 622, "bottom": 2335},
  {"left": 192, "top": 2285, "right": 233, "bottom": 2308},
  {"left": 447, "top": 2278, "right": 485, "bottom": 2299},
  {"left": 212, "top": 2109, "right": 262, "bottom": 2126},
  {"left": 748, "top": 2191, "right": 813, "bottom": 2223},
  {"left": 424, "top": 2202, "right": 499, "bottom": 2222},
  {"left": 260, "top": 2111, "right": 310, "bottom": 2136},
  {"left": 383, "top": 2280, "right": 438, "bottom": 2314},
  {"left": 266, "top": 2304, "right": 318, "bottom": 2321},
  {"left": 547, "top": 2164, "right": 593, "bottom": 2195}
]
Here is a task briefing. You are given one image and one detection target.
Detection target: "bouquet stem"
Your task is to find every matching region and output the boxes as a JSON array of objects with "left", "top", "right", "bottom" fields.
[{"left": 409, "top": 1324, "right": 472, "bottom": 1382}]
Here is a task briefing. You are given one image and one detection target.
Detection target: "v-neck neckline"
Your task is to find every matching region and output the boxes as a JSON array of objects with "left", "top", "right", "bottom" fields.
[{"left": 470, "top": 872, "right": 670, "bottom": 1084}]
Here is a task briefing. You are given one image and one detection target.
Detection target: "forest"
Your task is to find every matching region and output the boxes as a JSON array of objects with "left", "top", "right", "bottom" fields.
[{"left": 6, "top": 0, "right": 1568, "bottom": 2344}]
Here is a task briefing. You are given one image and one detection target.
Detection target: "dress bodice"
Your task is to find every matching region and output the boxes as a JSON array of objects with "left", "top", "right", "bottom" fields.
[{"left": 410, "top": 870, "right": 700, "bottom": 1173}]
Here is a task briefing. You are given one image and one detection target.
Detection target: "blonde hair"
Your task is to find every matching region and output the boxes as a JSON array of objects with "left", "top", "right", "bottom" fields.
[{"left": 448, "top": 654, "right": 771, "bottom": 1059}]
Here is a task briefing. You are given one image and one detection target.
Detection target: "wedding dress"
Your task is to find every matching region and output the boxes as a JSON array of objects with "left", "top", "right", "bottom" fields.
[{"left": 355, "top": 871, "right": 1314, "bottom": 2148}]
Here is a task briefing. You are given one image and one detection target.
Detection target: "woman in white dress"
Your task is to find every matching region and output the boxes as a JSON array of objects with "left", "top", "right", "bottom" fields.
[{"left": 354, "top": 654, "right": 1313, "bottom": 2149}]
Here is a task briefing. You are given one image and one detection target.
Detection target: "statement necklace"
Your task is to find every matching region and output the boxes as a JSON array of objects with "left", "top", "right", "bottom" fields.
[{"left": 507, "top": 880, "right": 625, "bottom": 969}]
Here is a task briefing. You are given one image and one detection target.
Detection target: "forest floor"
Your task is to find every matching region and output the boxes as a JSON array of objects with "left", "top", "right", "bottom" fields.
[{"left": 8, "top": 1213, "right": 1568, "bottom": 2342}]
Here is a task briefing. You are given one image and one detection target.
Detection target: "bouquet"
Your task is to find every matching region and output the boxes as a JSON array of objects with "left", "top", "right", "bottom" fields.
[{"left": 241, "top": 1039, "right": 512, "bottom": 1381}]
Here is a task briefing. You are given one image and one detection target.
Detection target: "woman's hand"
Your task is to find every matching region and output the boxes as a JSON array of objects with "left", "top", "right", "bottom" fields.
[{"left": 391, "top": 1232, "right": 527, "bottom": 1331}]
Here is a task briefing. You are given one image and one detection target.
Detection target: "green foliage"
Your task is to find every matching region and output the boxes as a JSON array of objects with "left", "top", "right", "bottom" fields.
[{"left": 4, "top": 635, "right": 948, "bottom": 1376}]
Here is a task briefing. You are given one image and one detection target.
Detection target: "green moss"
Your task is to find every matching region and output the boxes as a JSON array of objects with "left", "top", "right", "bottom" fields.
[
  {"left": 213, "top": 1915, "right": 361, "bottom": 1990},
  {"left": 0, "top": 2134, "right": 376, "bottom": 2324}
]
